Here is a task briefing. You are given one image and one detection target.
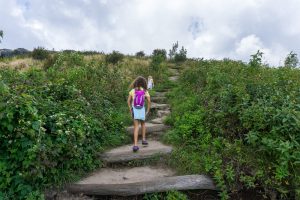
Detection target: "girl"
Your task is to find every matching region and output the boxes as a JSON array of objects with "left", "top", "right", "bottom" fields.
[
  {"left": 147, "top": 76, "right": 154, "bottom": 90},
  {"left": 127, "top": 76, "right": 151, "bottom": 152}
]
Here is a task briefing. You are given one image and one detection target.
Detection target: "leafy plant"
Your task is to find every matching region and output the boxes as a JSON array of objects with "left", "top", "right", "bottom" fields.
[
  {"left": 0, "top": 30, "right": 3, "bottom": 43},
  {"left": 284, "top": 51, "right": 299, "bottom": 68},
  {"left": 166, "top": 58, "right": 300, "bottom": 199},
  {"left": 136, "top": 51, "right": 146, "bottom": 57},
  {"left": 249, "top": 50, "right": 263, "bottom": 68},
  {"left": 32, "top": 47, "right": 50, "bottom": 60},
  {"left": 105, "top": 50, "right": 124, "bottom": 64}
]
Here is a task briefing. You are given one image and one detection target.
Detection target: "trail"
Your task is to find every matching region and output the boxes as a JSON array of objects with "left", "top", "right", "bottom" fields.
[{"left": 66, "top": 66, "right": 216, "bottom": 198}]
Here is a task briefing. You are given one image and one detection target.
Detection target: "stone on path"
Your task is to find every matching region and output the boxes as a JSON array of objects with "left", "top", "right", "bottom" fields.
[{"left": 100, "top": 140, "right": 172, "bottom": 163}]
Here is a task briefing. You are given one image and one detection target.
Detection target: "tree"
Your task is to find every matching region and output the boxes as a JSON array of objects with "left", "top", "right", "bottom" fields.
[
  {"left": 284, "top": 51, "right": 299, "bottom": 68},
  {"left": 168, "top": 41, "right": 178, "bottom": 59},
  {"left": 0, "top": 30, "right": 3, "bottom": 43},
  {"left": 135, "top": 51, "right": 145, "bottom": 57},
  {"left": 174, "top": 46, "right": 187, "bottom": 62},
  {"left": 152, "top": 49, "right": 167, "bottom": 60},
  {"left": 249, "top": 50, "right": 263, "bottom": 68}
]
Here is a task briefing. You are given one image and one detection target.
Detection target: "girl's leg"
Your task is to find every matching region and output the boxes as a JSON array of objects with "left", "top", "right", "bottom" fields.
[
  {"left": 141, "top": 121, "right": 146, "bottom": 141},
  {"left": 133, "top": 120, "right": 139, "bottom": 146}
]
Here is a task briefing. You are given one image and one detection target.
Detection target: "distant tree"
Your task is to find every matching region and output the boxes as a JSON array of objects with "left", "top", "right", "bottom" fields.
[
  {"left": 174, "top": 46, "right": 187, "bottom": 62},
  {"left": 249, "top": 50, "right": 263, "bottom": 67},
  {"left": 32, "top": 47, "right": 50, "bottom": 60},
  {"left": 168, "top": 41, "right": 178, "bottom": 59},
  {"left": 105, "top": 50, "right": 124, "bottom": 64},
  {"left": 152, "top": 49, "right": 167, "bottom": 60},
  {"left": 0, "top": 30, "right": 3, "bottom": 43},
  {"left": 284, "top": 51, "right": 299, "bottom": 68},
  {"left": 135, "top": 51, "right": 145, "bottom": 57}
]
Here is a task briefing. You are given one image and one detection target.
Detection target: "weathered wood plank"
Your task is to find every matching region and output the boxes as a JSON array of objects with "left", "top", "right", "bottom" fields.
[
  {"left": 126, "top": 123, "right": 169, "bottom": 135},
  {"left": 68, "top": 175, "right": 216, "bottom": 196},
  {"left": 100, "top": 141, "right": 172, "bottom": 163}
]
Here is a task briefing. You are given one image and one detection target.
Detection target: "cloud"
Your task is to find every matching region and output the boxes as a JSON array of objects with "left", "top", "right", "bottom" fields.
[{"left": 0, "top": 0, "right": 299, "bottom": 66}]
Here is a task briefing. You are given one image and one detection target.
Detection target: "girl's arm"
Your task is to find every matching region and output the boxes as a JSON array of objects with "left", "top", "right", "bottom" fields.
[
  {"left": 127, "top": 95, "right": 132, "bottom": 114},
  {"left": 146, "top": 95, "right": 151, "bottom": 116}
]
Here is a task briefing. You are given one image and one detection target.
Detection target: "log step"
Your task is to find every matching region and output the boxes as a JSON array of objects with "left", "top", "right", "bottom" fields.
[
  {"left": 157, "top": 110, "right": 171, "bottom": 118},
  {"left": 153, "top": 92, "right": 167, "bottom": 97},
  {"left": 150, "top": 117, "right": 166, "bottom": 124},
  {"left": 151, "top": 103, "right": 170, "bottom": 110},
  {"left": 126, "top": 123, "right": 169, "bottom": 135},
  {"left": 68, "top": 167, "right": 216, "bottom": 196},
  {"left": 169, "top": 76, "right": 179, "bottom": 81},
  {"left": 100, "top": 140, "right": 172, "bottom": 163},
  {"left": 151, "top": 96, "right": 167, "bottom": 104}
]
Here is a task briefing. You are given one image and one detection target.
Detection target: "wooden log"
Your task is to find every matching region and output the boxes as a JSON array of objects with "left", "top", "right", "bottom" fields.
[
  {"left": 68, "top": 175, "right": 216, "bottom": 196},
  {"left": 100, "top": 141, "right": 172, "bottom": 163},
  {"left": 126, "top": 123, "right": 169, "bottom": 135}
]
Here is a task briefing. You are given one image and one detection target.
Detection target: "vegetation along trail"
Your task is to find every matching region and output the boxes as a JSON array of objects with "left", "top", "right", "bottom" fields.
[{"left": 0, "top": 46, "right": 299, "bottom": 200}]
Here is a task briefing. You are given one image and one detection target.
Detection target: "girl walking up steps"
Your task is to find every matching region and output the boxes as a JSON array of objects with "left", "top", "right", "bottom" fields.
[{"left": 127, "top": 76, "right": 151, "bottom": 152}]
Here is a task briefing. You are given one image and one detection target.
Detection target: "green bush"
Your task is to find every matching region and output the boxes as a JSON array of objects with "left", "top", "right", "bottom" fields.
[
  {"left": 105, "top": 50, "right": 124, "bottom": 64},
  {"left": 152, "top": 49, "right": 167, "bottom": 60},
  {"left": 166, "top": 59, "right": 300, "bottom": 199},
  {"left": 174, "top": 47, "right": 187, "bottom": 62},
  {"left": 0, "top": 53, "right": 128, "bottom": 199},
  {"left": 31, "top": 47, "right": 50, "bottom": 60},
  {"left": 135, "top": 51, "right": 145, "bottom": 57}
]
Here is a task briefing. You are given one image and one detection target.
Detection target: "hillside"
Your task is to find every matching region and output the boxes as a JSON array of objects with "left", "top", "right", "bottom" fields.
[{"left": 1, "top": 50, "right": 299, "bottom": 200}]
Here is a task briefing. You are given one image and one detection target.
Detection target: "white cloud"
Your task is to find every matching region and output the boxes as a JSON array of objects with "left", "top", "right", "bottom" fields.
[{"left": 0, "top": 0, "right": 299, "bottom": 66}]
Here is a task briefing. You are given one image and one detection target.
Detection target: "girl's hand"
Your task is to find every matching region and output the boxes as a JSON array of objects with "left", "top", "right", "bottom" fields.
[{"left": 146, "top": 111, "right": 150, "bottom": 116}]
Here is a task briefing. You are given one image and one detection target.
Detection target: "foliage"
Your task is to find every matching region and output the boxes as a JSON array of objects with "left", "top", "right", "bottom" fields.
[
  {"left": 165, "top": 59, "right": 300, "bottom": 199},
  {"left": 152, "top": 49, "right": 167, "bottom": 60},
  {"left": 143, "top": 191, "right": 188, "bottom": 200},
  {"left": 0, "top": 52, "right": 128, "bottom": 199},
  {"left": 284, "top": 51, "right": 299, "bottom": 68},
  {"left": 0, "top": 30, "right": 3, "bottom": 43},
  {"left": 105, "top": 50, "right": 124, "bottom": 64},
  {"left": 135, "top": 51, "right": 146, "bottom": 57},
  {"left": 249, "top": 50, "right": 263, "bottom": 68},
  {"left": 168, "top": 41, "right": 178, "bottom": 59},
  {"left": 168, "top": 42, "right": 187, "bottom": 62},
  {"left": 31, "top": 47, "right": 50, "bottom": 60},
  {"left": 174, "top": 46, "right": 187, "bottom": 62}
]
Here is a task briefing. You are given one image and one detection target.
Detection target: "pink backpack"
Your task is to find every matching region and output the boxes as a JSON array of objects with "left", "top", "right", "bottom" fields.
[{"left": 133, "top": 89, "right": 145, "bottom": 109}]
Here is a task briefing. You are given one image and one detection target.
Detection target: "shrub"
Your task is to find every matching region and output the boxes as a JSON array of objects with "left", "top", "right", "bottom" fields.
[
  {"left": 174, "top": 46, "right": 187, "bottom": 62},
  {"left": 32, "top": 47, "right": 50, "bottom": 60},
  {"left": 105, "top": 50, "right": 124, "bottom": 64},
  {"left": 166, "top": 59, "right": 300, "bottom": 199},
  {"left": 284, "top": 51, "right": 299, "bottom": 68},
  {"left": 249, "top": 50, "right": 263, "bottom": 67},
  {"left": 0, "top": 55, "right": 127, "bottom": 199},
  {"left": 152, "top": 49, "right": 167, "bottom": 60},
  {"left": 135, "top": 51, "right": 145, "bottom": 57}
]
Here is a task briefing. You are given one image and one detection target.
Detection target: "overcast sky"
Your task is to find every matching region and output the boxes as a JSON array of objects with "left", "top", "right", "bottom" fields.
[{"left": 0, "top": 0, "right": 299, "bottom": 65}]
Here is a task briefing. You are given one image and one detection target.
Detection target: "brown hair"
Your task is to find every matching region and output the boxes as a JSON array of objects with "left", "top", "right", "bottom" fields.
[{"left": 129, "top": 76, "right": 147, "bottom": 90}]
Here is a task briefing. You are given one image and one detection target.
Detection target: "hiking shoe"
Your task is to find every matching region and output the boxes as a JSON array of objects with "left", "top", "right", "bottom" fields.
[
  {"left": 132, "top": 146, "right": 139, "bottom": 152},
  {"left": 142, "top": 140, "right": 148, "bottom": 145}
]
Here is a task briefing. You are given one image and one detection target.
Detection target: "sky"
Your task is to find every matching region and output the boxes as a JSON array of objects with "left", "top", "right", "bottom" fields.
[{"left": 0, "top": 0, "right": 299, "bottom": 66}]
